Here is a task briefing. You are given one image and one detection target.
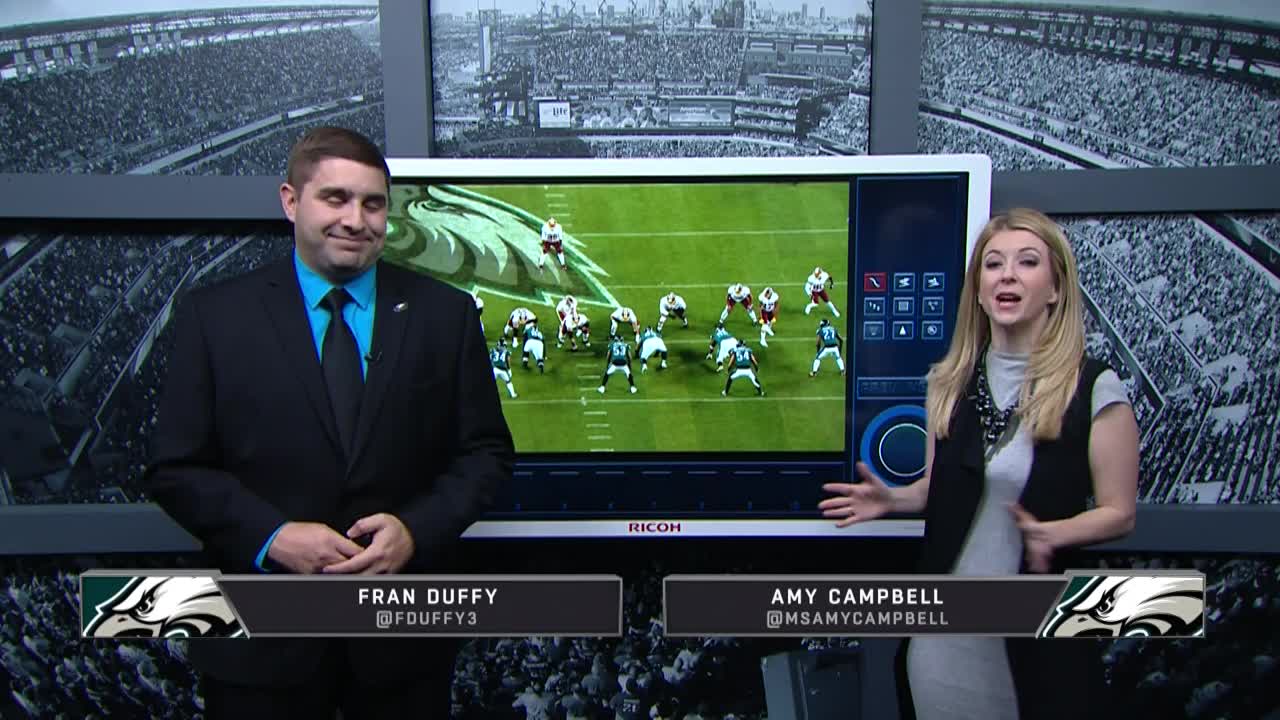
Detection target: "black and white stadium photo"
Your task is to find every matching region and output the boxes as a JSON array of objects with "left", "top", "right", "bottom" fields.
[
  {"left": 919, "top": 0, "right": 1280, "bottom": 170},
  {"left": 429, "top": 0, "right": 873, "bottom": 157},
  {"left": 1062, "top": 211, "right": 1279, "bottom": 505},
  {"left": 0, "top": 0, "right": 383, "bottom": 175}
]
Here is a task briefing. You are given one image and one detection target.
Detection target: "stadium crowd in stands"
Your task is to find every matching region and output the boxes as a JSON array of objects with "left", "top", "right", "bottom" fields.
[
  {"left": 453, "top": 561, "right": 767, "bottom": 719},
  {"left": 585, "top": 137, "right": 816, "bottom": 158},
  {"left": 0, "top": 563, "right": 203, "bottom": 718},
  {"left": 535, "top": 30, "right": 744, "bottom": 86},
  {"left": 0, "top": 28, "right": 382, "bottom": 174},
  {"left": 919, "top": 29, "right": 1280, "bottom": 168},
  {"left": 918, "top": 115, "right": 1071, "bottom": 170},
  {"left": 809, "top": 95, "right": 870, "bottom": 154},
  {"left": 1066, "top": 215, "right": 1279, "bottom": 504},
  {"left": 1240, "top": 215, "right": 1280, "bottom": 246},
  {"left": 1100, "top": 556, "right": 1280, "bottom": 719},
  {"left": 177, "top": 105, "right": 385, "bottom": 176},
  {"left": 0, "top": 234, "right": 293, "bottom": 504},
  {"left": 428, "top": 27, "right": 872, "bottom": 158}
]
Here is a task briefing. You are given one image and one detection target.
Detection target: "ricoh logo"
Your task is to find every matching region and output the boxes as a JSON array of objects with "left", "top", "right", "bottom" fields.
[{"left": 627, "top": 522, "right": 682, "bottom": 534}]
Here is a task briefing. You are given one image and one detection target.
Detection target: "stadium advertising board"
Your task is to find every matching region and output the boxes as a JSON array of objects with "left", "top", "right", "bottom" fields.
[
  {"left": 538, "top": 100, "right": 572, "bottom": 128},
  {"left": 667, "top": 99, "right": 734, "bottom": 128}
]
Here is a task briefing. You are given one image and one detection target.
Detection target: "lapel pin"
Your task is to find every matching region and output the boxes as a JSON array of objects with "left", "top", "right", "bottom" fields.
[{"left": 393, "top": 302, "right": 408, "bottom": 313}]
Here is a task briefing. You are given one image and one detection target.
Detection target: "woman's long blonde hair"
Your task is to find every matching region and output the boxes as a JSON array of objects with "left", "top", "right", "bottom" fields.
[{"left": 925, "top": 208, "right": 1086, "bottom": 441}]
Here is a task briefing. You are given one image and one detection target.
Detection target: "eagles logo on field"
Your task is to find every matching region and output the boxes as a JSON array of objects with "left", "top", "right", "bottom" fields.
[
  {"left": 1038, "top": 575, "right": 1204, "bottom": 638},
  {"left": 83, "top": 576, "right": 244, "bottom": 639},
  {"left": 385, "top": 183, "right": 619, "bottom": 309}
]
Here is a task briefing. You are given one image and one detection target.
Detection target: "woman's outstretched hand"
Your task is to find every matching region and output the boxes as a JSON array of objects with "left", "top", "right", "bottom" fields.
[{"left": 819, "top": 462, "right": 895, "bottom": 527}]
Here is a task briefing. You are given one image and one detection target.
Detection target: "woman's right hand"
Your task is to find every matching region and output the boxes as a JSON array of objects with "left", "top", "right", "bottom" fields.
[{"left": 818, "top": 462, "right": 896, "bottom": 527}]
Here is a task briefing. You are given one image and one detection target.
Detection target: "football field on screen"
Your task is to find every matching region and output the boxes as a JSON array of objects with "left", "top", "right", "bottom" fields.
[{"left": 385, "top": 180, "right": 850, "bottom": 453}]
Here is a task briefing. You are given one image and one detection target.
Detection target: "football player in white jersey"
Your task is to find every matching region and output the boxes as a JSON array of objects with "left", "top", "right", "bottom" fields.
[
  {"left": 657, "top": 292, "right": 688, "bottom": 332},
  {"left": 804, "top": 266, "right": 840, "bottom": 317},
  {"left": 559, "top": 310, "right": 591, "bottom": 351},
  {"left": 504, "top": 307, "right": 537, "bottom": 338},
  {"left": 555, "top": 294, "right": 578, "bottom": 324},
  {"left": 719, "top": 283, "right": 758, "bottom": 326},
  {"left": 538, "top": 217, "right": 566, "bottom": 271},
  {"left": 473, "top": 293, "right": 485, "bottom": 335},
  {"left": 610, "top": 306, "right": 641, "bottom": 343},
  {"left": 757, "top": 286, "right": 780, "bottom": 347}
]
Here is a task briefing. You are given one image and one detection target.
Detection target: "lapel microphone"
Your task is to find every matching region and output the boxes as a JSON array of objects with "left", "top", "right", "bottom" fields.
[{"left": 364, "top": 351, "right": 383, "bottom": 364}]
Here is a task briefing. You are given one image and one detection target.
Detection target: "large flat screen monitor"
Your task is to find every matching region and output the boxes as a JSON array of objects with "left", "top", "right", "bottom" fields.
[{"left": 386, "top": 155, "right": 991, "bottom": 537}]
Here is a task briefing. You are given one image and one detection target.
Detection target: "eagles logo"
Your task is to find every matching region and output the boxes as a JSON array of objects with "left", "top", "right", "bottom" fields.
[
  {"left": 84, "top": 577, "right": 244, "bottom": 639},
  {"left": 384, "top": 184, "right": 619, "bottom": 310},
  {"left": 1039, "top": 575, "right": 1204, "bottom": 638}
]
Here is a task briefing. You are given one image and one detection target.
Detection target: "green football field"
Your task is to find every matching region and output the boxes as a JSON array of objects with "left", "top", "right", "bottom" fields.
[{"left": 385, "top": 180, "right": 851, "bottom": 453}]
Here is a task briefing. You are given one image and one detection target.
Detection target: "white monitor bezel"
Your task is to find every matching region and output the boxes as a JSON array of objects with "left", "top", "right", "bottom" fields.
[
  {"left": 387, "top": 154, "right": 992, "bottom": 538},
  {"left": 387, "top": 154, "right": 991, "bottom": 269}
]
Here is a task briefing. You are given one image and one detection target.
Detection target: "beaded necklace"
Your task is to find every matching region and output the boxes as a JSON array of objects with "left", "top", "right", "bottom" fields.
[{"left": 975, "top": 347, "right": 1019, "bottom": 449}]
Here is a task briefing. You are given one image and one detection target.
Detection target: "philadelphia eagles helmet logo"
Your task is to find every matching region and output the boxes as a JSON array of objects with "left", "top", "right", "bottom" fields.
[
  {"left": 385, "top": 183, "right": 619, "bottom": 309},
  {"left": 1039, "top": 575, "right": 1204, "bottom": 638},
  {"left": 84, "top": 577, "right": 244, "bottom": 639}
]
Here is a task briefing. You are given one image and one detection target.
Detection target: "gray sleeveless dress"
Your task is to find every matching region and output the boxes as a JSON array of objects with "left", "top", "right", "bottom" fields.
[{"left": 905, "top": 350, "right": 1130, "bottom": 720}]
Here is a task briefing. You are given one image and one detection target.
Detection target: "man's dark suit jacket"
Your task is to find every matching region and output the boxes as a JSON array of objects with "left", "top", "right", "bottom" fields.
[{"left": 145, "top": 256, "right": 514, "bottom": 688}]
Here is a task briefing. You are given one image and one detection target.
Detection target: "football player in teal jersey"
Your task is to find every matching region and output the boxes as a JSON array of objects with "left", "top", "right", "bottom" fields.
[
  {"left": 637, "top": 326, "right": 668, "bottom": 373},
  {"left": 811, "top": 318, "right": 846, "bottom": 377},
  {"left": 705, "top": 323, "right": 740, "bottom": 373},
  {"left": 521, "top": 320, "right": 546, "bottom": 374},
  {"left": 723, "top": 341, "right": 764, "bottom": 397},
  {"left": 598, "top": 334, "right": 638, "bottom": 394},
  {"left": 490, "top": 338, "right": 517, "bottom": 398}
]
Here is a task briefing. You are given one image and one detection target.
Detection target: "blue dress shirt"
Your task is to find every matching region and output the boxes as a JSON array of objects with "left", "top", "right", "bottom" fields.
[{"left": 254, "top": 252, "right": 377, "bottom": 571}]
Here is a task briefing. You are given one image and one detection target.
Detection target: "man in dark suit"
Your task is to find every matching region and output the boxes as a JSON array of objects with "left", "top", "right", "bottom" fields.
[{"left": 145, "top": 127, "right": 514, "bottom": 719}]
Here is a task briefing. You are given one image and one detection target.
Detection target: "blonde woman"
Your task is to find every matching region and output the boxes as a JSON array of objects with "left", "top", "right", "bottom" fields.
[{"left": 819, "top": 208, "right": 1138, "bottom": 720}]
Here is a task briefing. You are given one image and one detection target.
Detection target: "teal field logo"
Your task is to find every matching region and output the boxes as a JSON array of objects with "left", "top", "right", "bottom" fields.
[
  {"left": 1039, "top": 575, "right": 1204, "bottom": 638},
  {"left": 83, "top": 576, "right": 244, "bottom": 639},
  {"left": 385, "top": 183, "right": 619, "bottom": 309}
]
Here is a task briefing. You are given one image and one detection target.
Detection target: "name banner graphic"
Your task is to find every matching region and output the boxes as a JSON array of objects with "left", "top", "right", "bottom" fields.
[
  {"left": 81, "top": 573, "right": 622, "bottom": 639},
  {"left": 663, "top": 572, "right": 1205, "bottom": 638}
]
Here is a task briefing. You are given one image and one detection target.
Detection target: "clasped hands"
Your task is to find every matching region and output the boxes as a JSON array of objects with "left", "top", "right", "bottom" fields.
[{"left": 266, "top": 513, "right": 415, "bottom": 575}]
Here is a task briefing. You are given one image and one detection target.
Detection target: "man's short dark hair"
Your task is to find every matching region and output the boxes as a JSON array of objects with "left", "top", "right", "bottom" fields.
[{"left": 285, "top": 126, "right": 389, "bottom": 189}]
